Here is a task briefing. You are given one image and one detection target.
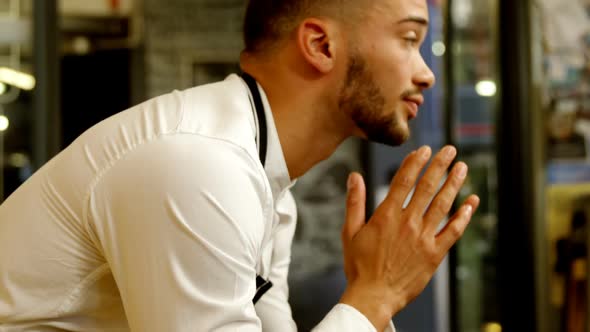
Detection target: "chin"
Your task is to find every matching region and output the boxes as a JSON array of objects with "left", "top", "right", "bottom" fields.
[
  {"left": 387, "top": 123, "right": 411, "bottom": 146},
  {"left": 397, "top": 132, "right": 410, "bottom": 145},
  {"left": 366, "top": 127, "right": 409, "bottom": 147},
  {"left": 399, "top": 126, "right": 411, "bottom": 142},
  {"left": 352, "top": 110, "right": 410, "bottom": 146}
]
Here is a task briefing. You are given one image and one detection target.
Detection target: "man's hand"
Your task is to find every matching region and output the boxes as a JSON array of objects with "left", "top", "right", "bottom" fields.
[{"left": 339, "top": 146, "right": 480, "bottom": 331}]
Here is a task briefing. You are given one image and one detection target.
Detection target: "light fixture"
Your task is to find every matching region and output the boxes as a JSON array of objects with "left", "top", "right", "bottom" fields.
[
  {"left": 0, "top": 67, "right": 35, "bottom": 90},
  {"left": 482, "top": 322, "right": 502, "bottom": 332},
  {"left": 452, "top": 0, "right": 473, "bottom": 29},
  {"left": 0, "top": 82, "right": 6, "bottom": 95},
  {"left": 8, "top": 153, "right": 29, "bottom": 168},
  {"left": 432, "top": 41, "right": 446, "bottom": 57},
  {"left": 72, "top": 36, "right": 90, "bottom": 55},
  {"left": 0, "top": 115, "right": 9, "bottom": 131},
  {"left": 475, "top": 80, "right": 497, "bottom": 97}
]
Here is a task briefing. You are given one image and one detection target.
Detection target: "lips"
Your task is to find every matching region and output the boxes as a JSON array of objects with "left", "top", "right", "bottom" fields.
[{"left": 403, "top": 95, "right": 424, "bottom": 119}]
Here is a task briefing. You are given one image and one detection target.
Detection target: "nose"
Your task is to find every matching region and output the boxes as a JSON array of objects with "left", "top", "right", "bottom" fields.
[{"left": 413, "top": 55, "right": 436, "bottom": 90}]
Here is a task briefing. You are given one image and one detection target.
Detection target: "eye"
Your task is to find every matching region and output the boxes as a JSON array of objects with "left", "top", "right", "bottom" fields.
[
  {"left": 404, "top": 37, "right": 418, "bottom": 47},
  {"left": 403, "top": 31, "right": 419, "bottom": 47}
]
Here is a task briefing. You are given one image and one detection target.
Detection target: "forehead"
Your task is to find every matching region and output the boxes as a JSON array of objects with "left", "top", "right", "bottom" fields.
[{"left": 368, "top": 0, "right": 429, "bottom": 22}]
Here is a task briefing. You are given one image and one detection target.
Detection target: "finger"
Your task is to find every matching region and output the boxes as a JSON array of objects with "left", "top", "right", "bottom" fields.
[
  {"left": 405, "top": 146, "right": 457, "bottom": 216},
  {"left": 422, "top": 161, "right": 467, "bottom": 234},
  {"left": 383, "top": 146, "right": 432, "bottom": 210},
  {"left": 463, "top": 195, "right": 481, "bottom": 212},
  {"left": 342, "top": 172, "right": 366, "bottom": 244},
  {"left": 435, "top": 195, "right": 480, "bottom": 252}
]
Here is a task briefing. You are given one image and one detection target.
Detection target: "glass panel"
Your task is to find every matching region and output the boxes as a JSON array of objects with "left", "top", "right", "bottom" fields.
[
  {"left": 538, "top": 0, "right": 590, "bottom": 330},
  {"left": 447, "top": 0, "right": 501, "bottom": 330},
  {"left": 0, "top": 0, "right": 34, "bottom": 202}
]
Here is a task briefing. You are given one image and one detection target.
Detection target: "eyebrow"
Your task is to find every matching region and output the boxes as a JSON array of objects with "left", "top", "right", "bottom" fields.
[{"left": 397, "top": 16, "right": 429, "bottom": 26}]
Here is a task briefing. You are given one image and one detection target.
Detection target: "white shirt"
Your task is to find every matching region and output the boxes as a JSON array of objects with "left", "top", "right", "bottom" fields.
[{"left": 0, "top": 75, "right": 395, "bottom": 332}]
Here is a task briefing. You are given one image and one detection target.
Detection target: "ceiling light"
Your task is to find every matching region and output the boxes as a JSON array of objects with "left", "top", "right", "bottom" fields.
[
  {"left": 482, "top": 322, "right": 502, "bottom": 332},
  {"left": 0, "top": 67, "right": 35, "bottom": 90},
  {"left": 0, "top": 82, "right": 6, "bottom": 95},
  {"left": 8, "top": 153, "right": 29, "bottom": 168},
  {"left": 432, "top": 41, "right": 446, "bottom": 57},
  {"left": 0, "top": 115, "right": 9, "bottom": 131},
  {"left": 72, "top": 36, "right": 90, "bottom": 55},
  {"left": 475, "top": 80, "right": 497, "bottom": 97}
]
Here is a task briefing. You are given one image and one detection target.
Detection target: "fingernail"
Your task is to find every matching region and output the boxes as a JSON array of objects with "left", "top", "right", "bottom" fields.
[
  {"left": 457, "top": 163, "right": 467, "bottom": 179},
  {"left": 418, "top": 146, "right": 431, "bottom": 159},
  {"left": 464, "top": 204, "right": 473, "bottom": 217},
  {"left": 347, "top": 173, "right": 356, "bottom": 190},
  {"left": 445, "top": 146, "right": 457, "bottom": 159}
]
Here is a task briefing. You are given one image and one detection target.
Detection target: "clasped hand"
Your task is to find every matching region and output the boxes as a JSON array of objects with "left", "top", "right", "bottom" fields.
[{"left": 339, "top": 146, "right": 480, "bottom": 331}]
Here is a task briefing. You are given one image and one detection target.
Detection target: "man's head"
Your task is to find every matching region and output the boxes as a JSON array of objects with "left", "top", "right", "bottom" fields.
[
  {"left": 242, "top": 0, "right": 435, "bottom": 147},
  {"left": 243, "top": 1, "right": 362, "bottom": 54}
]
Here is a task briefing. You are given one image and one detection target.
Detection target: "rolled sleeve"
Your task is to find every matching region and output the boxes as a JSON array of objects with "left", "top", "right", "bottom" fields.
[{"left": 313, "top": 304, "right": 396, "bottom": 332}]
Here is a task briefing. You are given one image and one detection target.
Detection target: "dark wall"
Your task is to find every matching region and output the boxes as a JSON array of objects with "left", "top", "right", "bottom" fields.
[{"left": 60, "top": 49, "right": 132, "bottom": 148}]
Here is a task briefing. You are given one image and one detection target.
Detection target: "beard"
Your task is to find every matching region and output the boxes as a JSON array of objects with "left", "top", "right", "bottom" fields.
[{"left": 337, "top": 53, "right": 410, "bottom": 147}]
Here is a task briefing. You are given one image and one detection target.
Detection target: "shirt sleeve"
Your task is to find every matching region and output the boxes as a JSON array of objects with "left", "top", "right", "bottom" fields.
[
  {"left": 313, "top": 304, "right": 396, "bottom": 332},
  {"left": 87, "top": 133, "right": 269, "bottom": 331},
  {"left": 254, "top": 191, "right": 298, "bottom": 332},
  {"left": 253, "top": 191, "right": 396, "bottom": 332}
]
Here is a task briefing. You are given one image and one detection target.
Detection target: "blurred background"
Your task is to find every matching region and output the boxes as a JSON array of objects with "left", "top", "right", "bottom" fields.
[{"left": 1, "top": 0, "right": 590, "bottom": 331}]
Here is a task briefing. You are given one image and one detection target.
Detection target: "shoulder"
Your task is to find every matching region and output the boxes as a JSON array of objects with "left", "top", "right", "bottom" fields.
[
  {"left": 89, "top": 133, "right": 272, "bottom": 256},
  {"left": 177, "top": 75, "right": 257, "bottom": 151},
  {"left": 94, "top": 132, "right": 269, "bottom": 210}
]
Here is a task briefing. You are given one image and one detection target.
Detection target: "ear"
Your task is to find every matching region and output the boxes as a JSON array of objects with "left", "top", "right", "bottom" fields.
[{"left": 296, "top": 18, "right": 338, "bottom": 74}]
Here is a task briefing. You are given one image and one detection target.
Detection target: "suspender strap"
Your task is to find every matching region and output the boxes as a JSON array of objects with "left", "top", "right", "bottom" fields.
[
  {"left": 253, "top": 275, "right": 274, "bottom": 304},
  {"left": 241, "top": 72, "right": 268, "bottom": 167},
  {"left": 241, "top": 72, "right": 273, "bottom": 304}
]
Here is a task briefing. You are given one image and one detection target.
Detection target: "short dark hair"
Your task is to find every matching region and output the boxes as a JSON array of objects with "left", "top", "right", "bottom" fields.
[{"left": 242, "top": 0, "right": 361, "bottom": 53}]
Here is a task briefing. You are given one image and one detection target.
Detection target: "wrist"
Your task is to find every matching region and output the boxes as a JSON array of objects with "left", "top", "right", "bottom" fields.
[{"left": 339, "top": 282, "right": 400, "bottom": 331}]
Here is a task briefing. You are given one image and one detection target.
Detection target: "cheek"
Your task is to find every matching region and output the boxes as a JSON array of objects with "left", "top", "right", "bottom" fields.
[
  {"left": 375, "top": 60, "right": 410, "bottom": 97},
  {"left": 377, "top": 45, "right": 413, "bottom": 80},
  {"left": 362, "top": 42, "right": 414, "bottom": 97}
]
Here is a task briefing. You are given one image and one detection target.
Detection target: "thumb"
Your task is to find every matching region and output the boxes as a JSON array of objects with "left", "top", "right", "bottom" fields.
[{"left": 343, "top": 172, "right": 366, "bottom": 243}]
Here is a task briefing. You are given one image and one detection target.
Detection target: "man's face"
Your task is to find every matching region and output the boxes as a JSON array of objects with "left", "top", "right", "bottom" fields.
[{"left": 337, "top": 0, "right": 435, "bottom": 146}]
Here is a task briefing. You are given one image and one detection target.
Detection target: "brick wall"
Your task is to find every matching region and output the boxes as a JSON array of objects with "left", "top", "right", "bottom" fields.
[{"left": 143, "top": 0, "right": 245, "bottom": 98}]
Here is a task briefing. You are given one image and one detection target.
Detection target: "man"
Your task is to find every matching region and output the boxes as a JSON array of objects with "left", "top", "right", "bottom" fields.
[{"left": 0, "top": 0, "right": 479, "bottom": 331}]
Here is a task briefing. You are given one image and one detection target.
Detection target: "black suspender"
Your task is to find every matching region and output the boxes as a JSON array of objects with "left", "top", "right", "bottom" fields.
[
  {"left": 241, "top": 72, "right": 268, "bottom": 167},
  {"left": 253, "top": 275, "right": 274, "bottom": 304},
  {"left": 241, "top": 72, "right": 273, "bottom": 304}
]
